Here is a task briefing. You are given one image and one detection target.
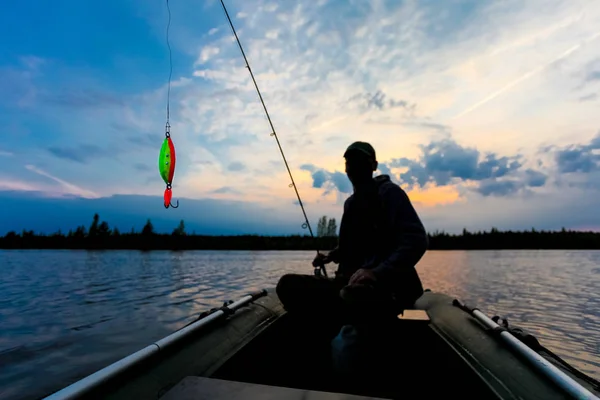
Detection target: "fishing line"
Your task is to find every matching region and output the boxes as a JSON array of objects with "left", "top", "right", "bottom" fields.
[
  {"left": 219, "top": 0, "right": 327, "bottom": 276},
  {"left": 166, "top": 0, "right": 173, "bottom": 125}
]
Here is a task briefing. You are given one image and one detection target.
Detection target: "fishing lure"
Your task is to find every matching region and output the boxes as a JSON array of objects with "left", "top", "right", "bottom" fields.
[
  {"left": 159, "top": 0, "right": 178, "bottom": 209},
  {"left": 159, "top": 124, "right": 178, "bottom": 208}
]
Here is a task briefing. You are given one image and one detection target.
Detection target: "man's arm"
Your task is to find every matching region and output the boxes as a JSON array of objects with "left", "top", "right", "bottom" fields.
[
  {"left": 371, "top": 184, "right": 428, "bottom": 281},
  {"left": 328, "top": 197, "right": 351, "bottom": 264},
  {"left": 328, "top": 245, "right": 341, "bottom": 263}
]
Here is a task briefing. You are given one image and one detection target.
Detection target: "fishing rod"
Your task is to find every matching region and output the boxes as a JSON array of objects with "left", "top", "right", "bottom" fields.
[{"left": 219, "top": 0, "right": 327, "bottom": 277}]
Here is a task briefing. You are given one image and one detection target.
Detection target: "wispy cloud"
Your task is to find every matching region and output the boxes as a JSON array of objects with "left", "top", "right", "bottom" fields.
[
  {"left": 347, "top": 90, "right": 416, "bottom": 114},
  {"left": 452, "top": 31, "right": 600, "bottom": 121},
  {"left": 133, "top": 163, "right": 152, "bottom": 172},
  {"left": 24, "top": 165, "right": 99, "bottom": 198},
  {"left": 0, "top": 179, "right": 40, "bottom": 192},
  {"left": 227, "top": 161, "right": 246, "bottom": 172},
  {"left": 43, "top": 89, "right": 126, "bottom": 109},
  {"left": 211, "top": 186, "right": 242, "bottom": 195},
  {"left": 47, "top": 144, "right": 118, "bottom": 164},
  {"left": 579, "top": 93, "right": 598, "bottom": 102}
]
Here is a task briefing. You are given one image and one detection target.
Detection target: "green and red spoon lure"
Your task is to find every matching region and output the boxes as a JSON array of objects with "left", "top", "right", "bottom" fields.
[
  {"left": 159, "top": 0, "right": 178, "bottom": 209},
  {"left": 159, "top": 122, "right": 179, "bottom": 208}
]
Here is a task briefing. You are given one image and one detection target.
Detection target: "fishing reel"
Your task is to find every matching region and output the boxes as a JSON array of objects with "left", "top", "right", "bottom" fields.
[{"left": 313, "top": 259, "right": 328, "bottom": 277}]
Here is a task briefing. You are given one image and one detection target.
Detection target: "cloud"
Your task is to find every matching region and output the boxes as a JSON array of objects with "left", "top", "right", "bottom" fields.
[
  {"left": 554, "top": 132, "right": 600, "bottom": 174},
  {"left": 412, "top": 121, "right": 452, "bottom": 133},
  {"left": 0, "top": 64, "right": 39, "bottom": 109},
  {"left": 347, "top": 89, "right": 416, "bottom": 114},
  {"left": 473, "top": 169, "right": 547, "bottom": 197},
  {"left": 134, "top": 163, "right": 152, "bottom": 172},
  {"left": 302, "top": 136, "right": 545, "bottom": 198},
  {"left": 550, "top": 133, "right": 600, "bottom": 192},
  {"left": 389, "top": 137, "right": 525, "bottom": 190},
  {"left": 585, "top": 70, "right": 600, "bottom": 82},
  {"left": 475, "top": 179, "right": 522, "bottom": 197},
  {"left": 524, "top": 169, "right": 548, "bottom": 187},
  {"left": 20, "top": 56, "right": 45, "bottom": 71},
  {"left": 47, "top": 144, "right": 117, "bottom": 164},
  {"left": 43, "top": 89, "right": 126, "bottom": 109},
  {"left": 196, "top": 45, "right": 221, "bottom": 66},
  {"left": 420, "top": 185, "right": 600, "bottom": 234},
  {"left": 0, "top": 149, "right": 13, "bottom": 157},
  {"left": 0, "top": 179, "right": 41, "bottom": 193},
  {"left": 227, "top": 161, "right": 246, "bottom": 171},
  {"left": 579, "top": 93, "right": 597, "bottom": 102},
  {"left": 212, "top": 186, "right": 242, "bottom": 195},
  {"left": 126, "top": 133, "right": 158, "bottom": 149},
  {"left": 24, "top": 165, "right": 99, "bottom": 198},
  {"left": 300, "top": 164, "right": 352, "bottom": 194},
  {"left": 452, "top": 31, "right": 600, "bottom": 120}
]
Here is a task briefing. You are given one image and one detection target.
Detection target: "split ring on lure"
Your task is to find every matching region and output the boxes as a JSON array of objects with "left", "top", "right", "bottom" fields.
[{"left": 159, "top": 135, "right": 179, "bottom": 208}]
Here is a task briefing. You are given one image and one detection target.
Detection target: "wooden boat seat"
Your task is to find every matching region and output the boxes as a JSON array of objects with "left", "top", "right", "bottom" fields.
[
  {"left": 397, "top": 309, "right": 430, "bottom": 324},
  {"left": 160, "top": 376, "right": 387, "bottom": 399}
]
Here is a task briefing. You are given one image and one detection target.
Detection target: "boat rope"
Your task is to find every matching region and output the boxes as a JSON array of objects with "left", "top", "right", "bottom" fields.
[{"left": 219, "top": 0, "right": 326, "bottom": 277}]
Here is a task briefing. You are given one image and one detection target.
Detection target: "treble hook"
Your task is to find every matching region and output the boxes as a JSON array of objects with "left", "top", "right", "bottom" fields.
[{"left": 163, "top": 186, "right": 179, "bottom": 209}]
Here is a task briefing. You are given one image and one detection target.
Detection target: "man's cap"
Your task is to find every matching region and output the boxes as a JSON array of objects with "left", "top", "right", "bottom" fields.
[{"left": 344, "top": 141, "right": 376, "bottom": 160}]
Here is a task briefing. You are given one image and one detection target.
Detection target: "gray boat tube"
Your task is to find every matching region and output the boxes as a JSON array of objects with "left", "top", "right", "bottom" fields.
[
  {"left": 453, "top": 299, "right": 599, "bottom": 400},
  {"left": 44, "top": 290, "right": 268, "bottom": 400}
]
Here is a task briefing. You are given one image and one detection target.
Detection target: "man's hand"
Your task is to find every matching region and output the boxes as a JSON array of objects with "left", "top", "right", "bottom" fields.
[
  {"left": 348, "top": 268, "right": 377, "bottom": 286},
  {"left": 312, "top": 252, "right": 333, "bottom": 267}
]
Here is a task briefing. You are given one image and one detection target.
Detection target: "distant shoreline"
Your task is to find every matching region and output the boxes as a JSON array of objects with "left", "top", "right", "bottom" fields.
[
  {"left": 2, "top": 231, "right": 600, "bottom": 251},
  {"left": 3, "top": 213, "right": 600, "bottom": 251}
]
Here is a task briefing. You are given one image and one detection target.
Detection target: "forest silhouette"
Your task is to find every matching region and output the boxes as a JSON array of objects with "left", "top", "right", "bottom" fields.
[{"left": 1, "top": 213, "right": 599, "bottom": 251}]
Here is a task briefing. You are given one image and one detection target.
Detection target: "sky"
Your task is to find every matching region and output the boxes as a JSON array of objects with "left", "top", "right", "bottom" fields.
[{"left": 1, "top": 0, "right": 600, "bottom": 236}]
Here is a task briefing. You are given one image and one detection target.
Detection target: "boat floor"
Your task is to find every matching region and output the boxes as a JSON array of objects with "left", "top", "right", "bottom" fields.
[
  {"left": 208, "top": 310, "right": 501, "bottom": 399},
  {"left": 162, "top": 376, "right": 388, "bottom": 400}
]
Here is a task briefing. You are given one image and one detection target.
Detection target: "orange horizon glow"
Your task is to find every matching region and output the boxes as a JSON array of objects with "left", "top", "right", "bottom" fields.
[{"left": 405, "top": 184, "right": 463, "bottom": 207}]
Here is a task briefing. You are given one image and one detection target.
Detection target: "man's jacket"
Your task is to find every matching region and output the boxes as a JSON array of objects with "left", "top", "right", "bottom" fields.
[{"left": 331, "top": 174, "right": 428, "bottom": 308}]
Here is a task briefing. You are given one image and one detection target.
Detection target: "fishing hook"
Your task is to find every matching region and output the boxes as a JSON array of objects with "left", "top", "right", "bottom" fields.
[{"left": 163, "top": 183, "right": 179, "bottom": 209}]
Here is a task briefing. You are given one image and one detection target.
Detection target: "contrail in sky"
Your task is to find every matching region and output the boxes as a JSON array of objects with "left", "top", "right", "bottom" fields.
[
  {"left": 25, "top": 165, "right": 100, "bottom": 198},
  {"left": 451, "top": 31, "right": 600, "bottom": 121}
]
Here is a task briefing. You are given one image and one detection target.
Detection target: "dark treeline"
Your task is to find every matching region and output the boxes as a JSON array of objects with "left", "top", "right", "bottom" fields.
[
  {"left": 1, "top": 214, "right": 600, "bottom": 251},
  {"left": 0, "top": 214, "right": 339, "bottom": 251}
]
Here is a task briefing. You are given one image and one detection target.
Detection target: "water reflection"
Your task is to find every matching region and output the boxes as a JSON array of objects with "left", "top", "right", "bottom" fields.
[{"left": 0, "top": 249, "right": 598, "bottom": 400}]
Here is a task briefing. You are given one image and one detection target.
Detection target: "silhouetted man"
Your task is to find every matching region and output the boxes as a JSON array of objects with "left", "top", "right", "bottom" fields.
[{"left": 276, "top": 141, "right": 428, "bottom": 323}]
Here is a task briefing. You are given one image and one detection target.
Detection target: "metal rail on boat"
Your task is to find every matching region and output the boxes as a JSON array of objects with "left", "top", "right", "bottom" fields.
[
  {"left": 43, "top": 290, "right": 268, "bottom": 400},
  {"left": 453, "top": 299, "right": 599, "bottom": 400}
]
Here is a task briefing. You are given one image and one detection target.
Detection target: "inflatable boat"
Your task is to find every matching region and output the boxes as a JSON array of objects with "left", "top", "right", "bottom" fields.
[{"left": 42, "top": 288, "right": 600, "bottom": 400}]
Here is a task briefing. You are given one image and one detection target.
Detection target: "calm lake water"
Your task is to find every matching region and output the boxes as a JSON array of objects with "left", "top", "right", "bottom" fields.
[{"left": 1, "top": 249, "right": 599, "bottom": 399}]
